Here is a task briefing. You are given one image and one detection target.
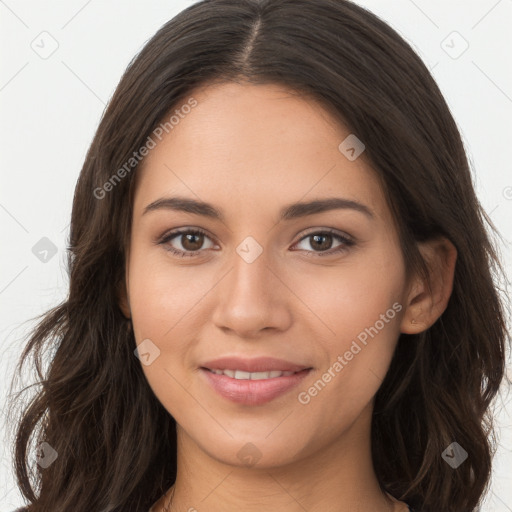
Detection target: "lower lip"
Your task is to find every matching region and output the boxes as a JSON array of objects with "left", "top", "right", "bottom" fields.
[{"left": 201, "top": 368, "right": 311, "bottom": 406}]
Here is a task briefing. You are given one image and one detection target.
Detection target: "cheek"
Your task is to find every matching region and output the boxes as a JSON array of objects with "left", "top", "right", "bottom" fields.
[
  {"left": 127, "top": 246, "right": 208, "bottom": 340},
  {"left": 296, "top": 302, "right": 402, "bottom": 433},
  {"left": 292, "top": 242, "right": 405, "bottom": 400},
  {"left": 126, "top": 245, "right": 220, "bottom": 383},
  {"left": 288, "top": 246, "right": 405, "bottom": 346},
  {"left": 127, "top": 254, "right": 202, "bottom": 420}
]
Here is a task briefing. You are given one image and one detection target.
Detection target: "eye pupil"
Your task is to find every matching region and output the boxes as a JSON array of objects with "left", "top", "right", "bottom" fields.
[
  {"left": 182, "top": 233, "right": 204, "bottom": 250},
  {"left": 311, "top": 234, "right": 332, "bottom": 251}
]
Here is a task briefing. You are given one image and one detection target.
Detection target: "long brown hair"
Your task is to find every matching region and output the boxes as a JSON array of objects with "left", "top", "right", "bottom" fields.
[{"left": 7, "top": 1, "right": 509, "bottom": 511}]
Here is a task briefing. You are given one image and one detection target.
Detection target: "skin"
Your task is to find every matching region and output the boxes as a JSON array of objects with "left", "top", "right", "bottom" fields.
[{"left": 118, "top": 82, "right": 457, "bottom": 512}]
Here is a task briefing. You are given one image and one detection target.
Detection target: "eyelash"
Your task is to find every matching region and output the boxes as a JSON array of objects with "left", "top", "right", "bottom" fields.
[{"left": 157, "top": 227, "right": 355, "bottom": 258}]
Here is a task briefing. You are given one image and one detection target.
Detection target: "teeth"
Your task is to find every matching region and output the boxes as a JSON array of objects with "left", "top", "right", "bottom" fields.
[
  {"left": 210, "top": 369, "right": 297, "bottom": 379},
  {"left": 251, "top": 371, "right": 272, "bottom": 379}
]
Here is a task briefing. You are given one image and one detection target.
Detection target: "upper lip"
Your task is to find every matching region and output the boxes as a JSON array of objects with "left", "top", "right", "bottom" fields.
[{"left": 201, "top": 356, "right": 311, "bottom": 373}]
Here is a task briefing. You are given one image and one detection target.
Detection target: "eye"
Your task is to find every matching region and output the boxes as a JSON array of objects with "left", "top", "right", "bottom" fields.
[
  {"left": 158, "top": 228, "right": 217, "bottom": 258},
  {"left": 292, "top": 229, "right": 355, "bottom": 257},
  {"left": 157, "top": 227, "right": 355, "bottom": 258}
]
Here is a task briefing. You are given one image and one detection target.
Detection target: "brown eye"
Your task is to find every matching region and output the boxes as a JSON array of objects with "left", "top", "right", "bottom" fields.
[
  {"left": 158, "top": 228, "right": 216, "bottom": 258},
  {"left": 292, "top": 229, "right": 355, "bottom": 257},
  {"left": 309, "top": 233, "right": 334, "bottom": 251},
  {"left": 181, "top": 232, "right": 204, "bottom": 251}
]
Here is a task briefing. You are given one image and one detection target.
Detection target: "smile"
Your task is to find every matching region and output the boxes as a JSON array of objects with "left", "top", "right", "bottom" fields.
[
  {"left": 206, "top": 369, "right": 298, "bottom": 379},
  {"left": 200, "top": 366, "right": 312, "bottom": 406}
]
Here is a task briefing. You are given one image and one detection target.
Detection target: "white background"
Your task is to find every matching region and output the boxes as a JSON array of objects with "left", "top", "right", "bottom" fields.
[{"left": 1, "top": 0, "right": 511, "bottom": 510}]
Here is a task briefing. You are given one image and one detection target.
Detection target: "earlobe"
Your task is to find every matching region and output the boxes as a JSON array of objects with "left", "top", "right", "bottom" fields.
[{"left": 400, "top": 237, "right": 457, "bottom": 334}]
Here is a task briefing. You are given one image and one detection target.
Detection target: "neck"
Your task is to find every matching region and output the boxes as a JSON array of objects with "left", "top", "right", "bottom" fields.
[{"left": 154, "top": 403, "right": 407, "bottom": 512}]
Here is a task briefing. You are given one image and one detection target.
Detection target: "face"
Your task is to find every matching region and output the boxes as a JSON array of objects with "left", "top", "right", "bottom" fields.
[{"left": 123, "top": 82, "right": 410, "bottom": 468}]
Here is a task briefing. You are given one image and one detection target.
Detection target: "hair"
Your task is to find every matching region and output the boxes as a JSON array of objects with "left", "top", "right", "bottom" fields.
[{"left": 6, "top": 0, "right": 509, "bottom": 511}]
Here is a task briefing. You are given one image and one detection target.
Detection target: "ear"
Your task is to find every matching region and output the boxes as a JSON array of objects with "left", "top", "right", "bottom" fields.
[
  {"left": 400, "top": 237, "right": 457, "bottom": 334},
  {"left": 116, "top": 275, "right": 131, "bottom": 319}
]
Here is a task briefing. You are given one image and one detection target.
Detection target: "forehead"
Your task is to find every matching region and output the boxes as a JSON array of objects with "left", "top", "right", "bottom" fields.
[{"left": 132, "top": 82, "right": 389, "bottom": 224}]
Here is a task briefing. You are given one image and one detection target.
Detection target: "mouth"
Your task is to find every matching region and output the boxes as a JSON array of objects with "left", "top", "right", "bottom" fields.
[
  {"left": 203, "top": 368, "right": 301, "bottom": 379},
  {"left": 199, "top": 357, "right": 313, "bottom": 405}
]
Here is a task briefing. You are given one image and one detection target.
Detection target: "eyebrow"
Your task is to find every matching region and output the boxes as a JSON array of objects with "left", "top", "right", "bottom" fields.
[{"left": 142, "top": 196, "right": 374, "bottom": 221}]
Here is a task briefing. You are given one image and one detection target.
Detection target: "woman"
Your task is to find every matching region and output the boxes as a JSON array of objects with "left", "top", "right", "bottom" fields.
[{"left": 7, "top": 0, "right": 508, "bottom": 511}]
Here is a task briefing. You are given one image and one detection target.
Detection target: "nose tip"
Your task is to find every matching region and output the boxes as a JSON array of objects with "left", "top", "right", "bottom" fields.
[{"left": 210, "top": 251, "right": 293, "bottom": 337}]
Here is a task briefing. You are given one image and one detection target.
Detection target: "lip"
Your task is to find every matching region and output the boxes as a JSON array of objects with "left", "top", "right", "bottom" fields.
[
  {"left": 199, "top": 356, "right": 312, "bottom": 406},
  {"left": 201, "top": 356, "right": 310, "bottom": 373},
  {"left": 201, "top": 368, "right": 311, "bottom": 405}
]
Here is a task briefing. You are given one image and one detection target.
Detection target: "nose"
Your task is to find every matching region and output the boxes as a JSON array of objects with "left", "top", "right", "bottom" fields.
[{"left": 211, "top": 245, "right": 293, "bottom": 338}]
